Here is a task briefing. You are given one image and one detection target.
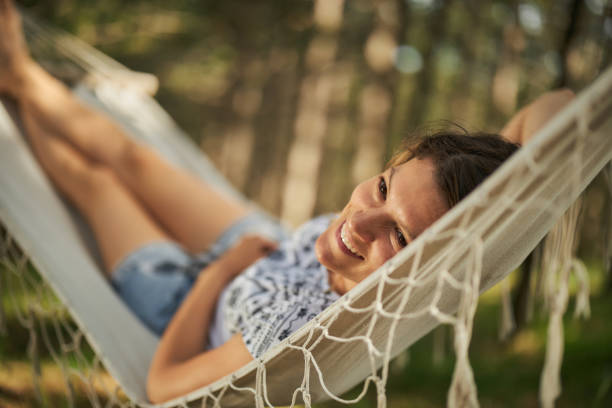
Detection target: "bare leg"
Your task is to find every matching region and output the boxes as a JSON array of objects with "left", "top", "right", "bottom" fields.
[
  {"left": 15, "top": 65, "right": 251, "bottom": 253},
  {"left": 0, "top": 0, "right": 251, "bottom": 254},
  {"left": 21, "top": 103, "right": 169, "bottom": 275}
]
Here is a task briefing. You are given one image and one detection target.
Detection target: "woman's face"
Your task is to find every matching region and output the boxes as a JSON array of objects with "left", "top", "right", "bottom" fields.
[{"left": 315, "top": 157, "right": 448, "bottom": 292}]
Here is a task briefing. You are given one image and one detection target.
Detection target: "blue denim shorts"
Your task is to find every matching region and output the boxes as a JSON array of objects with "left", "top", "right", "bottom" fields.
[{"left": 111, "top": 211, "right": 289, "bottom": 336}]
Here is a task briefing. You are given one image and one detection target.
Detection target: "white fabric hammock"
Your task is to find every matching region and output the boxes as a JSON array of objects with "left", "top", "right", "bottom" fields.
[{"left": 1, "top": 15, "right": 611, "bottom": 408}]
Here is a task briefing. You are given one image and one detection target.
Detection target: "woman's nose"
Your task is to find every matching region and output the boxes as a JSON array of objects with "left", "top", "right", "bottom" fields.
[{"left": 350, "top": 209, "right": 385, "bottom": 242}]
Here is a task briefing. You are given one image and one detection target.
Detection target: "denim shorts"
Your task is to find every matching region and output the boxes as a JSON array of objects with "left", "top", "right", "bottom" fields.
[{"left": 111, "top": 211, "right": 289, "bottom": 336}]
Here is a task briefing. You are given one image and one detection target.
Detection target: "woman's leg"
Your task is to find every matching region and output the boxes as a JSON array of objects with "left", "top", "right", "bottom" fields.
[
  {"left": 17, "top": 65, "right": 250, "bottom": 254},
  {"left": 21, "top": 103, "right": 169, "bottom": 275},
  {"left": 0, "top": 0, "right": 250, "bottom": 254}
]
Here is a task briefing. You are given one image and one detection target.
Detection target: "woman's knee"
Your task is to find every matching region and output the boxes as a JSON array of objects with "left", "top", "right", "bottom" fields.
[
  {"left": 117, "top": 141, "right": 156, "bottom": 176},
  {"left": 53, "top": 162, "right": 124, "bottom": 211},
  {"left": 41, "top": 140, "right": 123, "bottom": 200},
  {"left": 76, "top": 165, "right": 123, "bottom": 199}
]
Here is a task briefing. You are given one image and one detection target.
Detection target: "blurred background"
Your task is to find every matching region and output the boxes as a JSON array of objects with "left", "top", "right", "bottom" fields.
[{"left": 1, "top": 0, "right": 611, "bottom": 407}]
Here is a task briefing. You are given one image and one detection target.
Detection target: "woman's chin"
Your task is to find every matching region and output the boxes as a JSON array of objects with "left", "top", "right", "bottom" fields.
[
  {"left": 315, "top": 229, "right": 342, "bottom": 272},
  {"left": 314, "top": 232, "right": 332, "bottom": 268}
]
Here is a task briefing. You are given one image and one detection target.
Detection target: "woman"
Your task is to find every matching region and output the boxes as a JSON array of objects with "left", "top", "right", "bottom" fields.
[{"left": 0, "top": 0, "right": 574, "bottom": 402}]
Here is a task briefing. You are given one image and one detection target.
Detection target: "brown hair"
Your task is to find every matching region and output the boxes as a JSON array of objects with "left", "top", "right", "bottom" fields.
[{"left": 387, "top": 130, "right": 520, "bottom": 208}]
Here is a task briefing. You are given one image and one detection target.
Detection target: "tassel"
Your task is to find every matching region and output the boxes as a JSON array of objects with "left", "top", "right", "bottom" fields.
[
  {"left": 571, "top": 259, "right": 590, "bottom": 319},
  {"left": 498, "top": 277, "right": 516, "bottom": 341}
]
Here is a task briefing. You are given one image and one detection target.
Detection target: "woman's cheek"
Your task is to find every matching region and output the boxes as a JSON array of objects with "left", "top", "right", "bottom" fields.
[
  {"left": 352, "top": 179, "right": 373, "bottom": 202},
  {"left": 377, "top": 243, "right": 396, "bottom": 266},
  {"left": 360, "top": 253, "right": 389, "bottom": 281}
]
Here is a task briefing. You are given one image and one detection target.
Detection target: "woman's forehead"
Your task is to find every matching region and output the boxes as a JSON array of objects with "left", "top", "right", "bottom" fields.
[{"left": 389, "top": 158, "right": 447, "bottom": 238}]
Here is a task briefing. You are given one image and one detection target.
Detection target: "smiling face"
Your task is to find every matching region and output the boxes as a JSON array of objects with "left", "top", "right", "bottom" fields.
[{"left": 315, "top": 157, "right": 448, "bottom": 294}]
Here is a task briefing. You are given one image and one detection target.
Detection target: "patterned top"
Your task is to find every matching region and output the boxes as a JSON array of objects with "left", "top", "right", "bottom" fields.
[{"left": 208, "top": 214, "right": 340, "bottom": 358}]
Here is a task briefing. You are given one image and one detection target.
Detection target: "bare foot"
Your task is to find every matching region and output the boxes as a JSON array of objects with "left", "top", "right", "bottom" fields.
[{"left": 0, "top": 0, "right": 31, "bottom": 95}]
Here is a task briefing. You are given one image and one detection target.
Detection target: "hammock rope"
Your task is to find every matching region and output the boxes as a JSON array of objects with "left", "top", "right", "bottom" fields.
[
  {"left": 1, "top": 13, "right": 611, "bottom": 408},
  {"left": 20, "top": 10, "right": 159, "bottom": 95}
]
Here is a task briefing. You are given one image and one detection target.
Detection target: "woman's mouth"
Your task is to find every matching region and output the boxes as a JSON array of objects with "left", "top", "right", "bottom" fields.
[{"left": 336, "top": 221, "right": 363, "bottom": 260}]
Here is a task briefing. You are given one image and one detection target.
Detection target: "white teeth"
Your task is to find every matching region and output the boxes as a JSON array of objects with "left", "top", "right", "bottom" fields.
[{"left": 341, "top": 223, "right": 360, "bottom": 256}]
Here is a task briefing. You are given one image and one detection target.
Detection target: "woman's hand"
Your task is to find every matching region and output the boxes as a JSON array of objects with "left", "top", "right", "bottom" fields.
[
  {"left": 501, "top": 89, "right": 575, "bottom": 146},
  {"left": 218, "top": 235, "right": 278, "bottom": 278},
  {"left": 147, "top": 237, "right": 276, "bottom": 403}
]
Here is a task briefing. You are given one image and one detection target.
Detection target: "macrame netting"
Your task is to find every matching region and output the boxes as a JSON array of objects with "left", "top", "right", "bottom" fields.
[{"left": 1, "top": 12, "right": 611, "bottom": 408}]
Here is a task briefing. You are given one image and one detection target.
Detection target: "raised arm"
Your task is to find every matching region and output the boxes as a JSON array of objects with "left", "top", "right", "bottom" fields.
[
  {"left": 500, "top": 89, "right": 575, "bottom": 146},
  {"left": 147, "top": 236, "right": 277, "bottom": 403}
]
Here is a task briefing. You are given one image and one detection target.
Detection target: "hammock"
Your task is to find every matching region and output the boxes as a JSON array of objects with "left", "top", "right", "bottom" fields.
[{"left": 1, "top": 14, "right": 611, "bottom": 408}]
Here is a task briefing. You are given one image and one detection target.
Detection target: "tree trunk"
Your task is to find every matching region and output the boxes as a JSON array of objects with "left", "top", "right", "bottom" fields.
[{"left": 553, "top": 0, "right": 582, "bottom": 88}]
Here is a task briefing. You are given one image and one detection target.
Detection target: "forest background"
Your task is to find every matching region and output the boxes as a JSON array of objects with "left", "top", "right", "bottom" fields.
[{"left": 1, "top": 0, "right": 611, "bottom": 407}]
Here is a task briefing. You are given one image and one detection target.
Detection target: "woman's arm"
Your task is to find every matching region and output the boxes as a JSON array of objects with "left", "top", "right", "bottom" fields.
[
  {"left": 147, "top": 236, "right": 277, "bottom": 403},
  {"left": 500, "top": 89, "right": 575, "bottom": 145}
]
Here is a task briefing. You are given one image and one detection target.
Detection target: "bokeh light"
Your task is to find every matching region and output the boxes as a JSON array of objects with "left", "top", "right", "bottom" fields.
[
  {"left": 518, "top": 3, "right": 543, "bottom": 35},
  {"left": 393, "top": 45, "right": 423, "bottom": 74}
]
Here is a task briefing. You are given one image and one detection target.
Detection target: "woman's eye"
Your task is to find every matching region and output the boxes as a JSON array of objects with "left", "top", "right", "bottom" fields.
[
  {"left": 378, "top": 177, "right": 387, "bottom": 200},
  {"left": 395, "top": 228, "right": 407, "bottom": 248}
]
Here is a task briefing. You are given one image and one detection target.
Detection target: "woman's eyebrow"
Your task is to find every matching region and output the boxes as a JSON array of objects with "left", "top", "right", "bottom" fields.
[
  {"left": 388, "top": 166, "right": 415, "bottom": 240},
  {"left": 388, "top": 166, "right": 397, "bottom": 191}
]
